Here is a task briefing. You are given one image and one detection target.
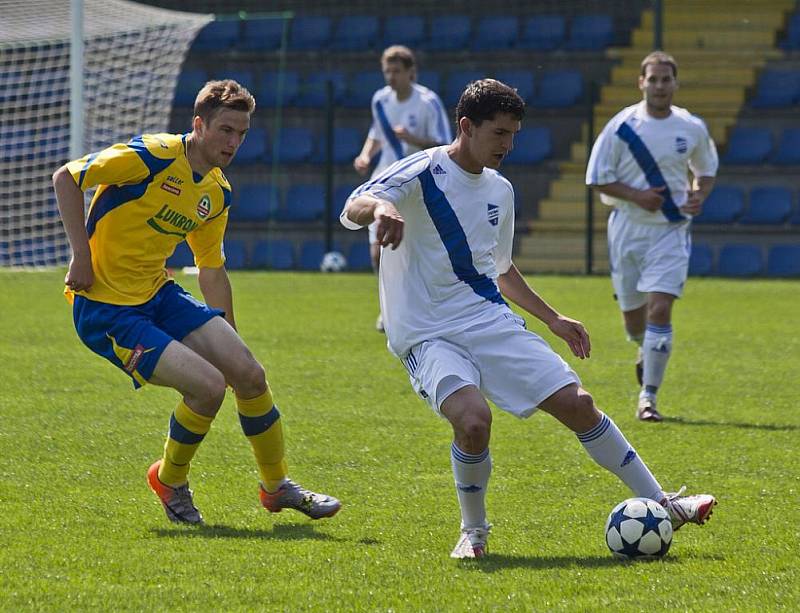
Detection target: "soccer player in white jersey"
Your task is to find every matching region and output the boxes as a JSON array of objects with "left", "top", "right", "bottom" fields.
[
  {"left": 586, "top": 52, "right": 718, "bottom": 422},
  {"left": 341, "top": 78, "right": 717, "bottom": 559},
  {"left": 353, "top": 45, "right": 452, "bottom": 331}
]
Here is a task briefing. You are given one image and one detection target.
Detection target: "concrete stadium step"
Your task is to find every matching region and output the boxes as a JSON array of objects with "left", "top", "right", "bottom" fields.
[
  {"left": 537, "top": 198, "right": 608, "bottom": 220},
  {"left": 631, "top": 29, "right": 778, "bottom": 50},
  {"left": 609, "top": 65, "right": 758, "bottom": 88},
  {"left": 640, "top": 10, "right": 790, "bottom": 31},
  {"left": 608, "top": 48, "right": 783, "bottom": 63},
  {"left": 550, "top": 178, "right": 590, "bottom": 201},
  {"left": 515, "top": 233, "right": 609, "bottom": 274},
  {"left": 600, "top": 85, "right": 745, "bottom": 107}
]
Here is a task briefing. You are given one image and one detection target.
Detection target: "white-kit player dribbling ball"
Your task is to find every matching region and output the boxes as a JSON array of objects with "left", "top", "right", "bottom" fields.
[
  {"left": 605, "top": 497, "right": 673, "bottom": 560},
  {"left": 320, "top": 251, "right": 347, "bottom": 272}
]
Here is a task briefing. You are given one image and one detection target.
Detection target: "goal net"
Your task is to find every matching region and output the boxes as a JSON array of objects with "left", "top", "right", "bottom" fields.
[{"left": 0, "top": 0, "right": 211, "bottom": 267}]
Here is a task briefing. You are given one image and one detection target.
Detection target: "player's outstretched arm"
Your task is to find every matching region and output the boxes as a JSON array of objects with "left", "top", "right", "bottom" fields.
[
  {"left": 53, "top": 165, "right": 94, "bottom": 292},
  {"left": 198, "top": 265, "right": 237, "bottom": 331},
  {"left": 497, "top": 264, "right": 591, "bottom": 359},
  {"left": 344, "top": 196, "right": 404, "bottom": 249}
]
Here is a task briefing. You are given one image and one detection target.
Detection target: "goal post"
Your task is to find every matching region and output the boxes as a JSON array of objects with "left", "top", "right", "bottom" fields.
[{"left": 0, "top": 0, "right": 212, "bottom": 267}]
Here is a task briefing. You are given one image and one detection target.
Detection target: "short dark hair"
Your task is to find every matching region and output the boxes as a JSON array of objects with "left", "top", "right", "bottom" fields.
[
  {"left": 455, "top": 79, "right": 525, "bottom": 128},
  {"left": 640, "top": 51, "right": 678, "bottom": 79},
  {"left": 193, "top": 79, "right": 256, "bottom": 124},
  {"left": 381, "top": 45, "right": 415, "bottom": 70}
]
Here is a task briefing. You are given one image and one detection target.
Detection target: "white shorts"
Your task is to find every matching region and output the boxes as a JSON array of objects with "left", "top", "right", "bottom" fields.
[
  {"left": 607, "top": 209, "right": 691, "bottom": 312},
  {"left": 400, "top": 311, "right": 580, "bottom": 418},
  {"left": 368, "top": 220, "right": 378, "bottom": 244}
]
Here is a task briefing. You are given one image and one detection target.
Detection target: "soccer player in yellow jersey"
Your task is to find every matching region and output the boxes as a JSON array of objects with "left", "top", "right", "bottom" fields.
[{"left": 52, "top": 80, "right": 340, "bottom": 525}]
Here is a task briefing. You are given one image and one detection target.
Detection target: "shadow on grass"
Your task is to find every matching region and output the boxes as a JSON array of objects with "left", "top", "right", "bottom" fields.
[
  {"left": 455, "top": 551, "right": 724, "bottom": 572},
  {"left": 151, "top": 523, "right": 345, "bottom": 542},
  {"left": 661, "top": 416, "right": 799, "bottom": 431}
]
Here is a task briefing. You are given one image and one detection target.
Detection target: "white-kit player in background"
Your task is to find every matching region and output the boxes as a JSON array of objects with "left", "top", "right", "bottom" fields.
[
  {"left": 353, "top": 44, "right": 452, "bottom": 332},
  {"left": 586, "top": 51, "right": 718, "bottom": 422},
  {"left": 342, "top": 78, "right": 717, "bottom": 559}
]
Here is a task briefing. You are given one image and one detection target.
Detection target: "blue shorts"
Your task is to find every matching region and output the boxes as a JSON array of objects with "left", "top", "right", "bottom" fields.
[{"left": 73, "top": 281, "right": 224, "bottom": 389}]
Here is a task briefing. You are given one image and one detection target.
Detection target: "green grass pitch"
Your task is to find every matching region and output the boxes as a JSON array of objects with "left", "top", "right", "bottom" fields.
[{"left": 1, "top": 270, "right": 797, "bottom": 611}]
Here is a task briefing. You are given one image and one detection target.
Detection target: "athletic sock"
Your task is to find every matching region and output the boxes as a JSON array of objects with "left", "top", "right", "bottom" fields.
[
  {"left": 642, "top": 323, "right": 673, "bottom": 394},
  {"left": 451, "top": 442, "right": 491, "bottom": 529},
  {"left": 237, "top": 387, "right": 288, "bottom": 492},
  {"left": 159, "top": 400, "right": 213, "bottom": 487},
  {"left": 577, "top": 413, "right": 664, "bottom": 500}
]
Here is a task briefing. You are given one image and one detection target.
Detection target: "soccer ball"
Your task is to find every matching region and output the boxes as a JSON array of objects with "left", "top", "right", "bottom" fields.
[
  {"left": 605, "top": 497, "right": 672, "bottom": 560},
  {"left": 320, "top": 251, "right": 347, "bottom": 272}
]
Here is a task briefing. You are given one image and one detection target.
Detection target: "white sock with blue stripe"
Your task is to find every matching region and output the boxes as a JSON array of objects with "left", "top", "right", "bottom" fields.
[
  {"left": 451, "top": 443, "right": 491, "bottom": 529},
  {"left": 577, "top": 413, "right": 663, "bottom": 500},
  {"left": 642, "top": 323, "right": 672, "bottom": 396}
]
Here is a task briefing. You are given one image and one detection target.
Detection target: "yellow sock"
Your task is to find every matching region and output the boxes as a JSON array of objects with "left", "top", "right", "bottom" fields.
[
  {"left": 237, "top": 387, "right": 288, "bottom": 491},
  {"left": 158, "top": 400, "right": 213, "bottom": 487}
]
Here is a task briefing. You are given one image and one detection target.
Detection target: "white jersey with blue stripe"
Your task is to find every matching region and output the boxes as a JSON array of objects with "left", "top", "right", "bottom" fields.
[
  {"left": 342, "top": 146, "right": 515, "bottom": 358},
  {"left": 368, "top": 83, "right": 452, "bottom": 177},
  {"left": 586, "top": 101, "right": 718, "bottom": 225}
]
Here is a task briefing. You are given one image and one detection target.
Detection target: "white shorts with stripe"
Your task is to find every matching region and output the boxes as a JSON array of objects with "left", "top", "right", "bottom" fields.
[
  {"left": 607, "top": 209, "right": 692, "bottom": 312},
  {"left": 401, "top": 310, "right": 580, "bottom": 418}
]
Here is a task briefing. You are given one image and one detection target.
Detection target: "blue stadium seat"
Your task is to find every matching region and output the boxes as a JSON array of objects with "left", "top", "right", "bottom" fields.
[
  {"left": 276, "top": 184, "right": 326, "bottom": 222},
  {"left": 718, "top": 244, "right": 763, "bottom": 277},
  {"left": 289, "top": 16, "right": 332, "bottom": 50},
  {"left": 271, "top": 127, "right": 314, "bottom": 164},
  {"left": 258, "top": 71, "right": 299, "bottom": 108},
  {"left": 472, "top": 16, "right": 519, "bottom": 50},
  {"left": 519, "top": 15, "right": 566, "bottom": 51},
  {"left": 241, "top": 16, "right": 290, "bottom": 51},
  {"left": 722, "top": 127, "right": 772, "bottom": 164},
  {"left": 693, "top": 185, "right": 744, "bottom": 224},
  {"left": 780, "top": 12, "right": 800, "bottom": 49},
  {"left": 223, "top": 239, "right": 248, "bottom": 270},
  {"left": 444, "top": 70, "right": 485, "bottom": 107},
  {"left": 232, "top": 184, "right": 279, "bottom": 222},
  {"left": 772, "top": 128, "right": 800, "bottom": 165},
  {"left": 740, "top": 187, "right": 793, "bottom": 225},
  {"left": 331, "top": 15, "right": 380, "bottom": 51},
  {"left": 234, "top": 127, "right": 268, "bottom": 164},
  {"left": 314, "top": 127, "right": 364, "bottom": 163},
  {"left": 344, "top": 71, "right": 386, "bottom": 109},
  {"left": 750, "top": 70, "right": 800, "bottom": 108},
  {"left": 348, "top": 242, "right": 373, "bottom": 271},
  {"left": 251, "top": 239, "right": 295, "bottom": 270},
  {"left": 295, "top": 70, "right": 346, "bottom": 108},
  {"left": 191, "top": 20, "right": 240, "bottom": 52},
  {"left": 531, "top": 70, "right": 583, "bottom": 108},
  {"left": 300, "top": 240, "right": 327, "bottom": 270},
  {"left": 565, "top": 14, "right": 614, "bottom": 50},
  {"left": 688, "top": 243, "right": 714, "bottom": 276},
  {"left": 166, "top": 241, "right": 194, "bottom": 268},
  {"left": 425, "top": 16, "right": 471, "bottom": 51},
  {"left": 417, "top": 70, "right": 441, "bottom": 95},
  {"left": 766, "top": 244, "right": 800, "bottom": 277},
  {"left": 383, "top": 15, "right": 425, "bottom": 48},
  {"left": 494, "top": 70, "right": 535, "bottom": 102},
  {"left": 334, "top": 184, "right": 357, "bottom": 220},
  {"left": 10, "top": 239, "right": 61, "bottom": 266},
  {"left": 173, "top": 68, "right": 207, "bottom": 107},
  {"left": 210, "top": 69, "right": 256, "bottom": 93},
  {"left": 505, "top": 127, "right": 552, "bottom": 164}
]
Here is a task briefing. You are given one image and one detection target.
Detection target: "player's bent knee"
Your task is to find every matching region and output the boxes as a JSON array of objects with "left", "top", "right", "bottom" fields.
[
  {"left": 188, "top": 370, "right": 227, "bottom": 416},
  {"left": 230, "top": 359, "right": 267, "bottom": 397}
]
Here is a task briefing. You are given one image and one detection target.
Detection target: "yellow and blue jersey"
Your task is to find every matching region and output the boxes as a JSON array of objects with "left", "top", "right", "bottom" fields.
[{"left": 65, "top": 133, "right": 232, "bottom": 305}]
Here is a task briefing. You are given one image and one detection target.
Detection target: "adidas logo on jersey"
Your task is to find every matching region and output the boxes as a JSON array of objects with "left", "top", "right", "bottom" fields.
[
  {"left": 487, "top": 203, "right": 499, "bottom": 226},
  {"left": 432, "top": 164, "right": 446, "bottom": 175}
]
